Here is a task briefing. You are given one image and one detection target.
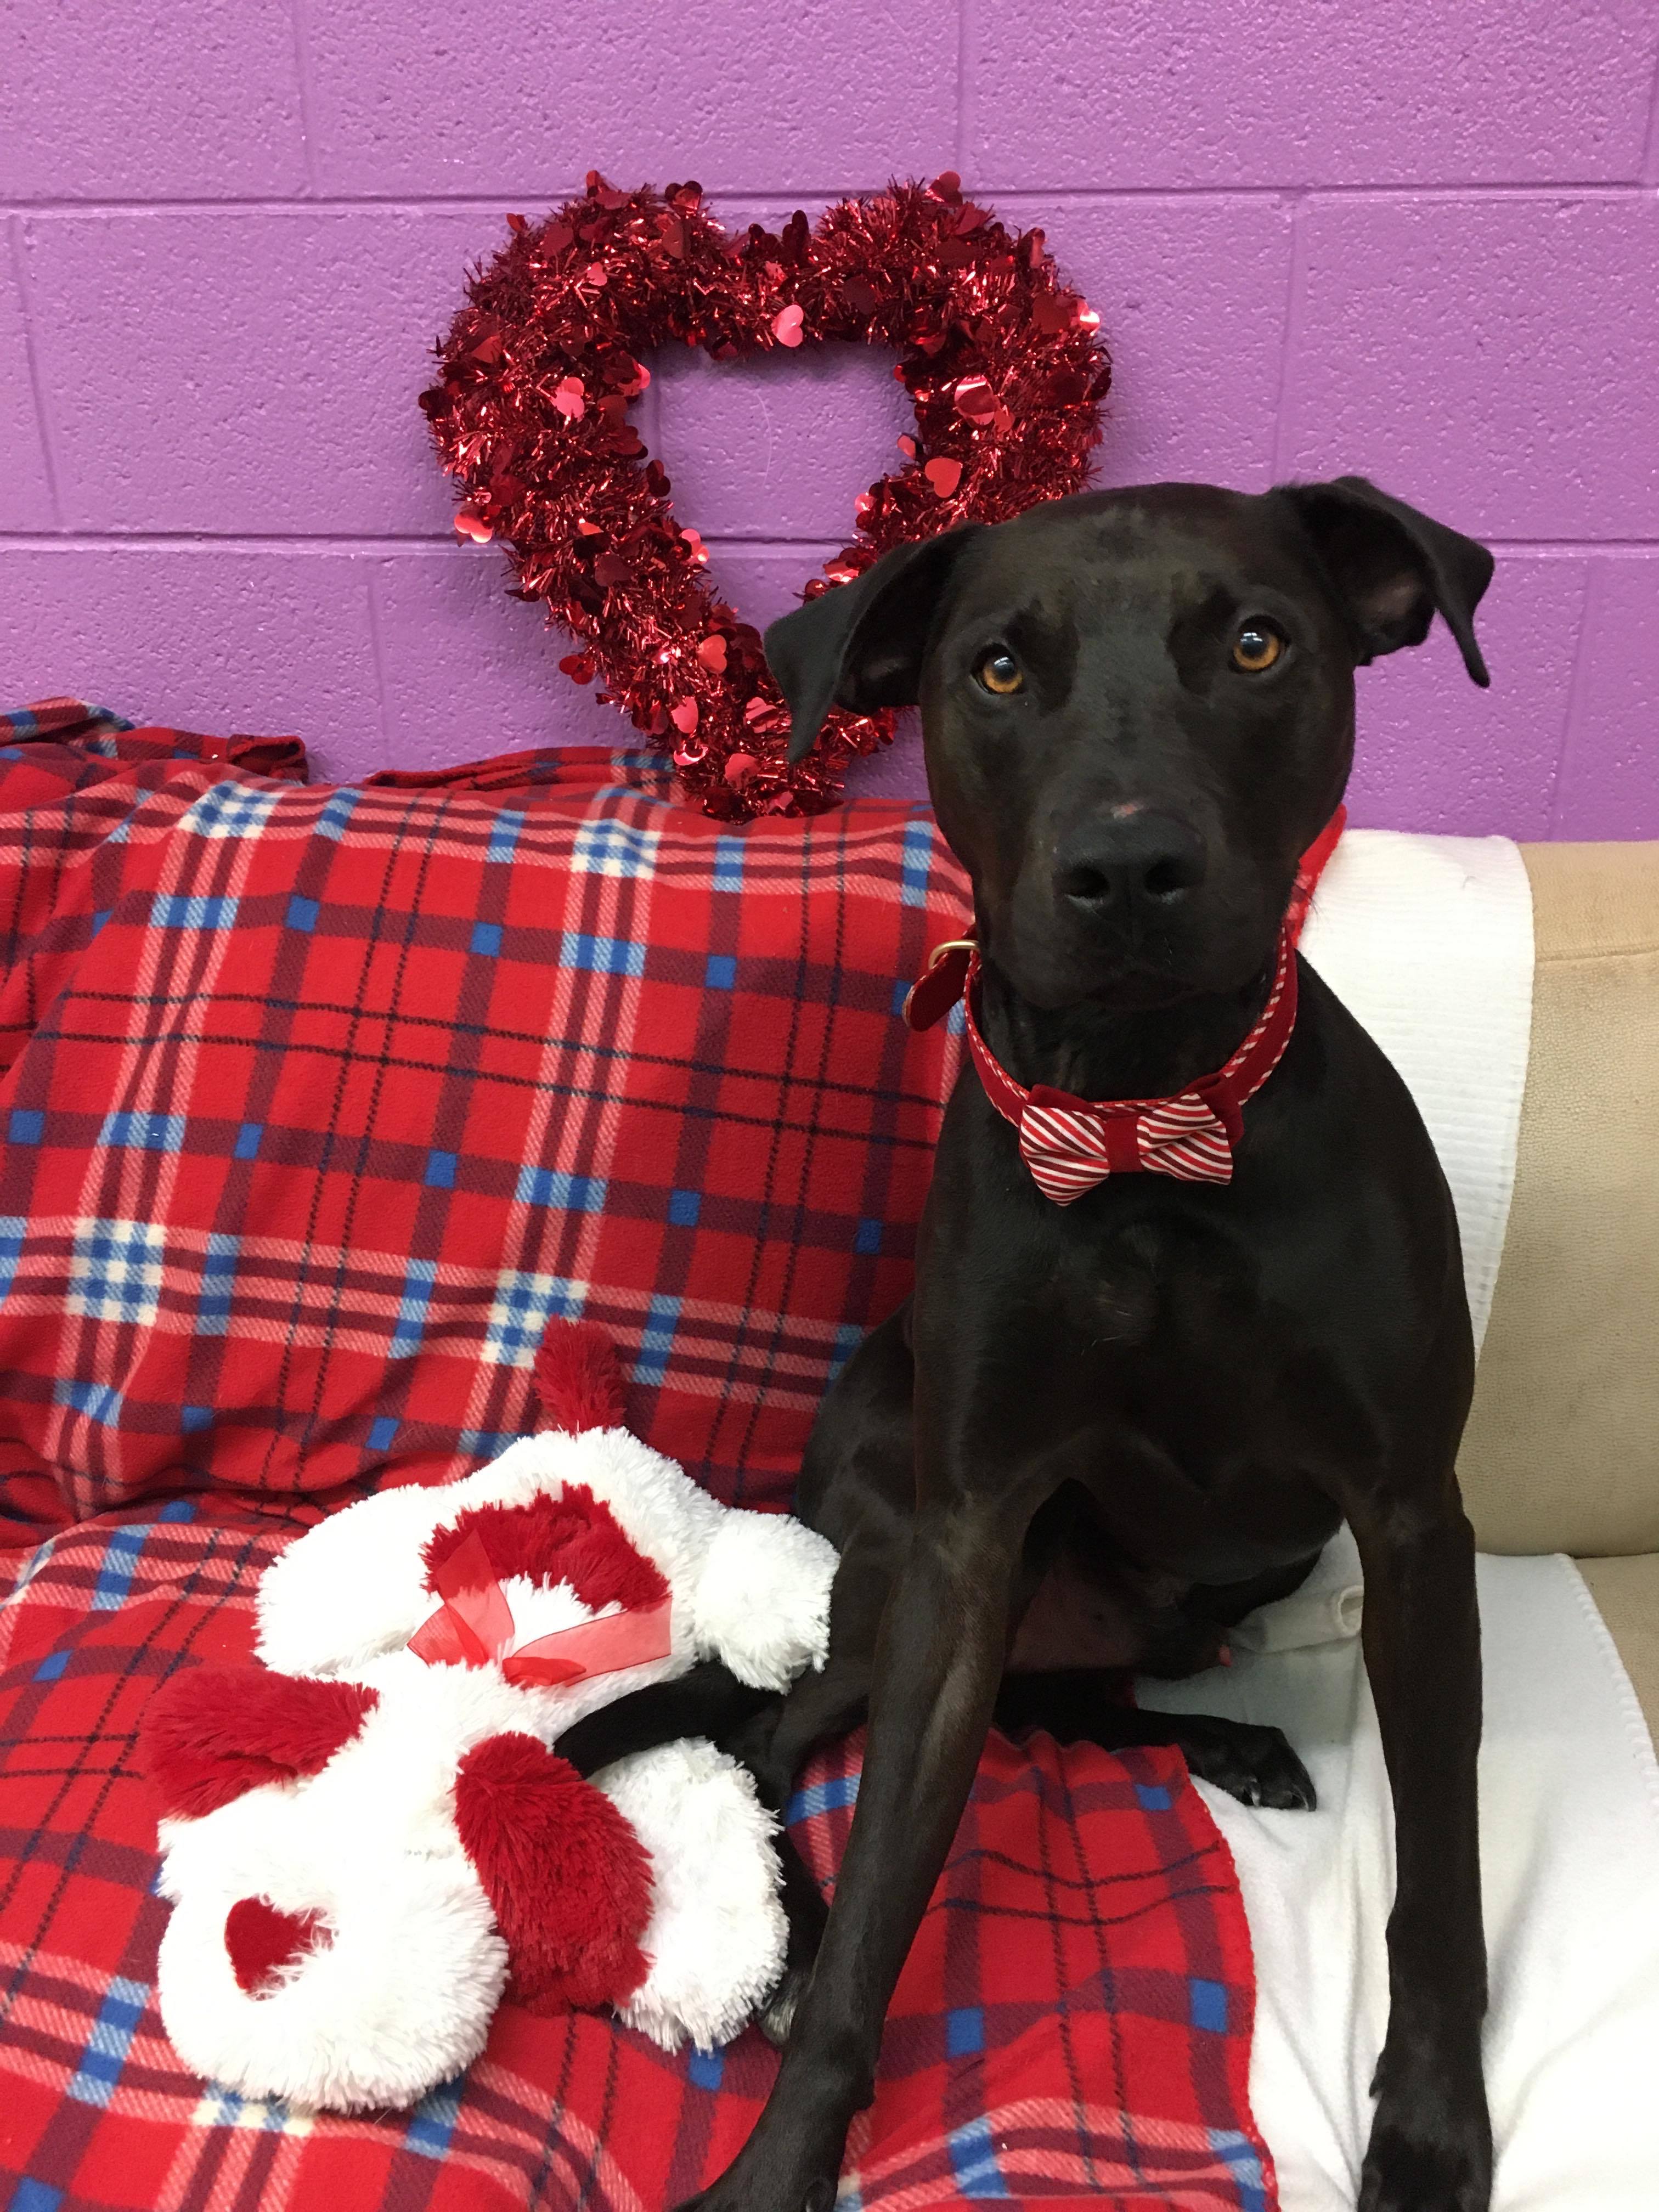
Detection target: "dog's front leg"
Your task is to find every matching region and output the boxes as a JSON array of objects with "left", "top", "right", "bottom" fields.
[
  {"left": 680, "top": 1491, "right": 1026, "bottom": 2212},
  {"left": 1352, "top": 1499, "right": 1491, "bottom": 2212}
]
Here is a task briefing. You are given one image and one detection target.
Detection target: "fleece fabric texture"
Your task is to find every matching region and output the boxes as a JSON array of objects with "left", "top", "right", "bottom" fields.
[{"left": 0, "top": 706, "right": 1272, "bottom": 2210}]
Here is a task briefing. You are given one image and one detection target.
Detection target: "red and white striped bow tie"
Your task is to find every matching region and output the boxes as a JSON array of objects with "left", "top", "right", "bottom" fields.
[{"left": 901, "top": 813, "right": 1341, "bottom": 1207}]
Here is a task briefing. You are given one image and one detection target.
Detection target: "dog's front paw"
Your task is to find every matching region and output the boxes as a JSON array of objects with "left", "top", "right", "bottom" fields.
[
  {"left": 1180, "top": 1717, "right": 1317, "bottom": 1810},
  {"left": 1359, "top": 2110, "right": 1492, "bottom": 2212},
  {"left": 1359, "top": 2043, "right": 1492, "bottom": 2212},
  {"left": 675, "top": 2107, "right": 848, "bottom": 2212}
]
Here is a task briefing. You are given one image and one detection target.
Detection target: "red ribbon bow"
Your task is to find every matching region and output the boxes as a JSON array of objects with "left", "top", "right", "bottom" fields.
[
  {"left": 998, "top": 957, "right": 1281, "bottom": 1199},
  {"left": 407, "top": 1529, "right": 673, "bottom": 1687},
  {"left": 960, "top": 927, "right": 1295, "bottom": 1203}
]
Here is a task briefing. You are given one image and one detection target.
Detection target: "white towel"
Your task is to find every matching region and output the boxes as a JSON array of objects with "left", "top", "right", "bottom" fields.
[
  {"left": 1141, "top": 1545, "right": 1659, "bottom": 2211},
  {"left": 1298, "top": 831, "right": 1534, "bottom": 1352}
]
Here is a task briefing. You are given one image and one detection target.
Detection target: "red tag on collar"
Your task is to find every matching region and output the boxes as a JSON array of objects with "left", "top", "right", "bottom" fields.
[{"left": 1285, "top": 805, "right": 1346, "bottom": 944}]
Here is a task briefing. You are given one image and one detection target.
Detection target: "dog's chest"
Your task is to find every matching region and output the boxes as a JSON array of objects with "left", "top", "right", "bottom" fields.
[
  {"left": 1059, "top": 1245, "right": 1159, "bottom": 1344},
  {"left": 1057, "top": 1224, "right": 1252, "bottom": 1372},
  {"left": 1054, "top": 1229, "right": 1329, "bottom": 1474}
]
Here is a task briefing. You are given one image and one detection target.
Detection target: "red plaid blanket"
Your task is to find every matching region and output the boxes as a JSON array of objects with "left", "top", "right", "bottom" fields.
[{"left": 0, "top": 701, "right": 1276, "bottom": 2211}]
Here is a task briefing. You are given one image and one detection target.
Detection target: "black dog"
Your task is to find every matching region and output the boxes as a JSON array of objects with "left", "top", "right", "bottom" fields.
[{"left": 563, "top": 477, "right": 1495, "bottom": 2212}]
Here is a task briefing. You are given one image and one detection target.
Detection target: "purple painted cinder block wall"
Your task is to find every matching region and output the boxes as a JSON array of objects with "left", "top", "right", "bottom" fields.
[{"left": 2, "top": 1, "right": 1656, "bottom": 836}]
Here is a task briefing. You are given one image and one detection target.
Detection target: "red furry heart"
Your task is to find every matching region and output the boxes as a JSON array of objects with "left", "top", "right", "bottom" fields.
[
  {"left": 422, "top": 1487, "right": 667, "bottom": 1616},
  {"left": 142, "top": 1666, "right": 379, "bottom": 1819},
  {"left": 454, "top": 1731, "right": 653, "bottom": 2013}
]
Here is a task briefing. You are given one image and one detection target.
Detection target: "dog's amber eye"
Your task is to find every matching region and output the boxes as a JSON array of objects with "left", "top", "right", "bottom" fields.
[
  {"left": 974, "top": 648, "right": 1024, "bottom": 696},
  {"left": 1231, "top": 620, "right": 1286, "bottom": 674}
]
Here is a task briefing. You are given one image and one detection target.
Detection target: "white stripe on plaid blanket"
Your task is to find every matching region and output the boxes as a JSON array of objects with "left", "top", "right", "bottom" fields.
[
  {"left": 4, "top": 1221, "right": 858, "bottom": 1400},
  {"left": 842, "top": 2093, "right": 1263, "bottom": 2208}
]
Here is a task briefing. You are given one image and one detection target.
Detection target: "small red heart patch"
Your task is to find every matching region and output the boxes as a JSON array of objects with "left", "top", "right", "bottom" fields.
[{"left": 226, "top": 1897, "right": 330, "bottom": 1996}]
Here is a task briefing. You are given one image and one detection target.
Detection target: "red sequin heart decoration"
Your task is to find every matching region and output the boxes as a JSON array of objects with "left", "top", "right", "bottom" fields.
[{"left": 423, "top": 171, "right": 1109, "bottom": 819}]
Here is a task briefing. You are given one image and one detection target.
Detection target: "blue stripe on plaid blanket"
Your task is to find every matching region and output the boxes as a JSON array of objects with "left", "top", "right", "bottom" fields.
[
  {"left": 947, "top": 2115, "right": 1010, "bottom": 2198},
  {"left": 1211, "top": 2128, "right": 1270, "bottom": 2211},
  {"left": 65, "top": 1977, "right": 149, "bottom": 2108},
  {"left": 403, "top": 2081, "right": 463, "bottom": 2159},
  {"left": 788, "top": 1770, "right": 860, "bottom": 1824},
  {"left": 88, "top": 1501, "right": 195, "bottom": 1611}
]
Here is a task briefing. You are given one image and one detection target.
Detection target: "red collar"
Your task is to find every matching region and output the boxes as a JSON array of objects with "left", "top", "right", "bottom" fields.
[{"left": 904, "top": 810, "right": 1343, "bottom": 1205}]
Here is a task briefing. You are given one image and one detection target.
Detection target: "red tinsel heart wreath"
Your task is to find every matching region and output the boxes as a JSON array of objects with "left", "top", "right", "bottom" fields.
[{"left": 422, "top": 170, "right": 1109, "bottom": 820}]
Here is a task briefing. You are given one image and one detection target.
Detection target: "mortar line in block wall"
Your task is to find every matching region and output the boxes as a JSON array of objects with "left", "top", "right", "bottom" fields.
[
  {"left": 1269, "top": 191, "right": 1308, "bottom": 481},
  {"left": 8, "top": 216, "right": 63, "bottom": 528},
  {"left": 1548, "top": 560, "right": 1602, "bottom": 838},
  {"left": 286, "top": 0, "right": 321, "bottom": 196},
  {"left": 0, "top": 533, "right": 479, "bottom": 552},
  {"left": 1, "top": 535, "right": 1657, "bottom": 558},
  {"left": 4, "top": 182, "right": 1658, "bottom": 221},
  {"left": 0, "top": 533, "right": 859, "bottom": 556},
  {"left": 362, "top": 562, "right": 394, "bottom": 763},
  {"left": 954, "top": 0, "right": 972, "bottom": 177},
  {"left": 2, "top": 196, "right": 586, "bottom": 222},
  {"left": 961, "top": 182, "right": 1659, "bottom": 208}
]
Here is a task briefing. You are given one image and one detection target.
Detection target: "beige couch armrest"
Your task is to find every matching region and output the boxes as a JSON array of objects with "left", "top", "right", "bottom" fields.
[{"left": 1458, "top": 843, "right": 1659, "bottom": 1556}]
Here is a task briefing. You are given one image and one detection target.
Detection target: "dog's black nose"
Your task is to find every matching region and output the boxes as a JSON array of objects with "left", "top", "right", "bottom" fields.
[{"left": 1054, "top": 814, "right": 1208, "bottom": 915}]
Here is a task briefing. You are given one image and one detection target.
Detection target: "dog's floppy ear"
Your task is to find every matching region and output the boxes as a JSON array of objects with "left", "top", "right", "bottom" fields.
[
  {"left": 765, "top": 526, "right": 983, "bottom": 763},
  {"left": 1280, "top": 476, "right": 1494, "bottom": 687}
]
